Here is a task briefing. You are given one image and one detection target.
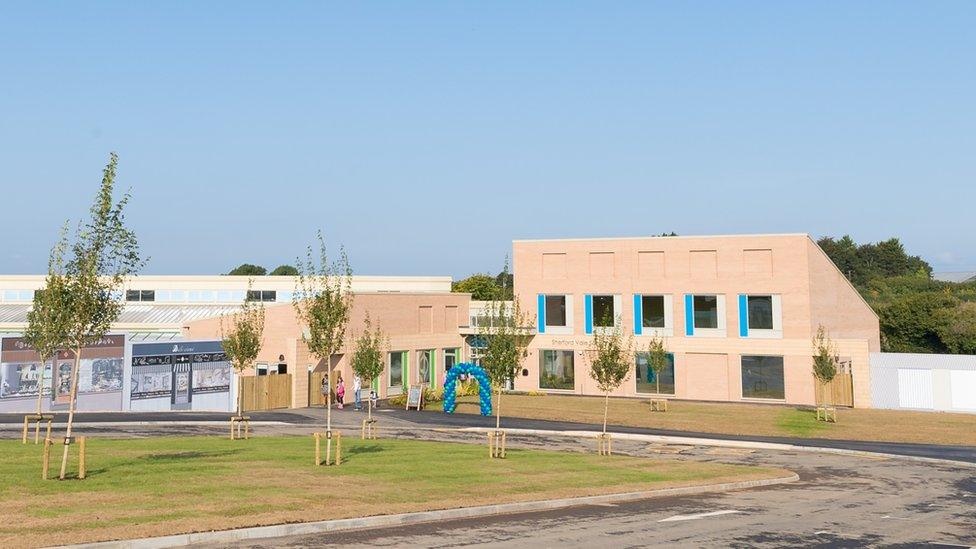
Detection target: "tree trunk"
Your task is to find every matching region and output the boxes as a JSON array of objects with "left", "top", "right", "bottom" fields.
[
  {"left": 655, "top": 375, "right": 660, "bottom": 396},
  {"left": 495, "top": 385, "right": 501, "bottom": 431},
  {"left": 59, "top": 346, "right": 82, "bottom": 480},
  {"left": 603, "top": 392, "right": 609, "bottom": 435},
  {"left": 236, "top": 371, "right": 243, "bottom": 417},
  {"left": 35, "top": 354, "right": 48, "bottom": 416}
]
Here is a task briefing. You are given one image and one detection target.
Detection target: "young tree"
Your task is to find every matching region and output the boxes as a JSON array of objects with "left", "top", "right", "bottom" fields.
[
  {"left": 222, "top": 288, "right": 266, "bottom": 419},
  {"left": 59, "top": 153, "right": 144, "bottom": 478},
  {"left": 350, "top": 314, "right": 386, "bottom": 423},
  {"left": 479, "top": 297, "right": 533, "bottom": 431},
  {"left": 293, "top": 231, "right": 352, "bottom": 444},
  {"left": 812, "top": 324, "right": 839, "bottom": 413},
  {"left": 21, "top": 232, "right": 71, "bottom": 442},
  {"left": 644, "top": 335, "right": 669, "bottom": 396},
  {"left": 587, "top": 315, "right": 633, "bottom": 435}
]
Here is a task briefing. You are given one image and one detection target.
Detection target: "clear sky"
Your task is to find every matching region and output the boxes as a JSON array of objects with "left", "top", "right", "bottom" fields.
[{"left": 2, "top": 2, "right": 973, "bottom": 278}]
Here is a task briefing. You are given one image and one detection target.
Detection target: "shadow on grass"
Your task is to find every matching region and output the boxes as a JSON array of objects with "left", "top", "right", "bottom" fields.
[{"left": 140, "top": 449, "right": 243, "bottom": 462}]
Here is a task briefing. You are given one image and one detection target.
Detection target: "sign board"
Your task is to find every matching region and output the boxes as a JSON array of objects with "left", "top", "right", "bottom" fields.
[
  {"left": 405, "top": 384, "right": 424, "bottom": 411},
  {"left": 130, "top": 340, "right": 230, "bottom": 406}
]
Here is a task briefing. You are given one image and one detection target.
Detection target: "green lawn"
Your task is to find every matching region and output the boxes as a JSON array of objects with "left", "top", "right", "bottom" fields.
[
  {"left": 437, "top": 394, "right": 976, "bottom": 446},
  {"left": 0, "top": 436, "right": 782, "bottom": 548}
]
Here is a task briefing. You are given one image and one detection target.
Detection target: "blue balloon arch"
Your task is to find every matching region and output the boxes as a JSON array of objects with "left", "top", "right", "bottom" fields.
[{"left": 443, "top": 362, "right": 492, "bottom": 416}]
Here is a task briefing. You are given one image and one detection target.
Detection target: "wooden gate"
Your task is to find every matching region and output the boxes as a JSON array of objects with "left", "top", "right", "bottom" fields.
[
  {"left": 309, "top": 371, "right": 327, "bottom": 406},
  {"left": 815, "top": 372, "right": 854, "bottom": 408},
  {"left": 241, "top": 374, "right": 293, "bottom": 412}
]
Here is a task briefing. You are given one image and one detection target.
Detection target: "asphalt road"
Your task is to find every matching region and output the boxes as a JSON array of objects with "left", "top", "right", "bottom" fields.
[
  {"left": 3, "top": 406, "right": 975, "bottom": 463},
  {"left": 200, "top": 430, "right": 976, "bottom": 548}
]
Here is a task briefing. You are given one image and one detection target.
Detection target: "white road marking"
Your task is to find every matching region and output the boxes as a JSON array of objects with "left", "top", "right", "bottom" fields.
[
  {"left": 658, "top": 510, "right": 741, "bottom": 523},
  {"left": 880, "top": 515, "right": 911, "bottom": 521}
]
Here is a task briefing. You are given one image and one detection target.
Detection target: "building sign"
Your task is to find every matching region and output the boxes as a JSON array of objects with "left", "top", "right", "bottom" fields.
[
  {"left": 0, "top": 335, "right": 124, "bottom": 403},
  {"left": 130, "top": 340, "right": 230, "bottom": 403}
]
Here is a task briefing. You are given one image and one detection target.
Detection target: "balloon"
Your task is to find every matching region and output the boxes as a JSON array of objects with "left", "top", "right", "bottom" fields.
[{"left": 443, "top": 362, "right": 492, "bottom": 416}]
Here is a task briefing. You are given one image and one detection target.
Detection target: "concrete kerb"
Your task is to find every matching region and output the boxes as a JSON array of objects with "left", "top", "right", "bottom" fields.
[
  {"left": 57, "top": 473, "right": 799, "bottom": 549},
  {"left": 0, "top": 421, "right": 291, "bottom": 430},
  {"left": 456, "top": 427, "right": 976, "bottom": 469}
]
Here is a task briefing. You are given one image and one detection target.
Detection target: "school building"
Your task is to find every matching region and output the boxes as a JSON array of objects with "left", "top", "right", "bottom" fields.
[{"left": 0, "top": 233, "right": 885, "bottom": 412}]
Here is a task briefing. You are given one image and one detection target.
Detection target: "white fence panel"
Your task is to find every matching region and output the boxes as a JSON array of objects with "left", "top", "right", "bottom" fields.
[
  {"left": 897, "top": 369, "right": 934, "bottom": 409},
  {"left": 949, "top": 370, "right": 976, "bottom": 411}
]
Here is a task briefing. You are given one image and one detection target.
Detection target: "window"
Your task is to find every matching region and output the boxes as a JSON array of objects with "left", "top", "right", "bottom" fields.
[
  {"left": 389, "top": 351, "right": 405, "bottom": 389},
  {"left": 418, "top": 350, "right": 433, "bottom": 386},
  {"left": 126, "top": 290, "right": 155, "bottom": 302},
  {"left": 545, "top": 295, "right": 567, "bottom": 327},
  {"left": 693, "top": 295, "right": 718, "bottom": 329},
  {"left": 641, "top": 295, "right": 666, "bottom": 328},
  {"left": 592, "top": 295, "right": 615, "bottom": 327},
  {"left": 747, "top": 296, "right": 774, "bottom": 330},
  {"left": 741, "top": 355, "right": 785, "bottom": 400},
  {"left": 636, "top": 352, "right": 675, "bottom": 395},
  {"left": 255, "top": 363, "right": 269, "bottom": 376},
  {"left": 247, "top": 290, "right": 277, "bottom": 302},
  {"left": 539, "top": 350, "right": 575, "bottom": 390},
  {"left": 2, "top": 290, "right": 34, "bottom": 302},
  {"left": 444, "top": 348, "right": 458, "bottom": 372}
]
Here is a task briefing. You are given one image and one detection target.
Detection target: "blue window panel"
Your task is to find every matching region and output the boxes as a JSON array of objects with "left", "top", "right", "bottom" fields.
[
  {"left": 537, "top": 294, "right": 546, "bottom": 334},
  {"left": 633, "top": 294, "right": 643, "bottom": 335},
  {"left": 584, "top": 294, "right": 593, "bottom": 335},
  {"left": 738, "top": 294, "right": 749, "bottom": 337},
  {"left": 684, "top": 294, "right": 694, "bottom": 336}
]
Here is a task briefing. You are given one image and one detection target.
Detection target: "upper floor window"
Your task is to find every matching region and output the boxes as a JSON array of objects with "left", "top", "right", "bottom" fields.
[
  {"left": 634, "top": 294, "right": 673, "bottom": 336},
  {"left": 585, "top": 294, "right": 621, "bottom": 333},
  {"left": 738, "top": 294, "right": 782, "bottom": 338},
  {"left": 684, "top": 294, "right": 726, "bottom": 336},
  {"left": 2, "top": 289, "right": 34, "bottom": 302},
  {"left": 537, "top": 294, "right": 573, "bottom": 335},
  {"left": 126, "top": 290, "right": 155, "bottom": 302},
  {"left": 246, "top": 290, "right": 277, "bottom": 302}
]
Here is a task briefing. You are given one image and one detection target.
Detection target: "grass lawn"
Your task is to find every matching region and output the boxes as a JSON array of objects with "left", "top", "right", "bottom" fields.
[
  {"left": 439, "top": 394, "right": 976, "bottom": 446},
  {"left": 0, "top": 436, "right": 783, "bottom": 548}
]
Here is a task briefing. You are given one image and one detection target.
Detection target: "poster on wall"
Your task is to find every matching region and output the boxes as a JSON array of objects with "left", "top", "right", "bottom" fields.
[
  {"left": 0, "top": 335, "right": 125, "bottom": 404},
  {"left": 130, "top": 341, "right": 231, "bottom": 405}
]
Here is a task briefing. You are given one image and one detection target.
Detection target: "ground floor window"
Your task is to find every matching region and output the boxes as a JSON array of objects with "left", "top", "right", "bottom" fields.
[
  {"left": 418, "top": 349, "right": 434, "bottom": 387},
  {"left": 636, "top": 352, "right": 675, "bottom": 395},
  {"left": 389, "top": 351, "right": 406, "bottom": 391},
  {"left": 540, "top": 350, "right": 574, "bottom": 390},
  {"left": 741, "top": 355, "right": 785, "bottom": 400},
  {"left": 443, "top": 348, "right": 458, "bottom": 372}
]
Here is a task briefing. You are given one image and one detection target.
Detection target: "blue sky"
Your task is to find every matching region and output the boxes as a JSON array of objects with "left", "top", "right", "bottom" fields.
[{"left": 1, "top": 2, "right": 973, "bottom": 277}]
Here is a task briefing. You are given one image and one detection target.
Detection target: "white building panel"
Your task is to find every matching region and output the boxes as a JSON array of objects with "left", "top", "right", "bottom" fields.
[
  {"left": 897, "top": 369, "right": 934, "bottom": 409},
  {"left": 949, "top": 370, "right": 976, "bottom": 411}
]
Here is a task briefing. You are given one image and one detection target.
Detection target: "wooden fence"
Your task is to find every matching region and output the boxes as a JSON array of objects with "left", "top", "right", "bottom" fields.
[
  {"left": 815, "top": 372, "right": 854, "bottom": 408},
  {"left": 241, "top": 374, "right": 293, "bottom": 412},
  {"left": 308, "top": 371, "right": 327, "bottom": 406}
]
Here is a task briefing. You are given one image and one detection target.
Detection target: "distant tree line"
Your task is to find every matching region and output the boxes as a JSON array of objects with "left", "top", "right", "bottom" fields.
[
  {"left": 818, "top": 236, "right": 976, "bottom": 354},
  {"left": 226, "top": 264, "right": 298, "bottom": 276}
]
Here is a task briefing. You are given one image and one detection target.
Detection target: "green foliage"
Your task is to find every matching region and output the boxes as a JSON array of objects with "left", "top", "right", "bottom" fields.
[
  {"left": 479, "top": 299, "right": 533, "bottom": 390},
  {"left": 587, "top": 316, "right": 633, "bottom": 394},
  {"left": 456, "top": 377, "right": 481, "bottom": 397},
  {"left": 935, "top": 302, "right": 976, "bottom": 354},
  {"left": 452, "top": 257, "right": 514, "bottom": 301},
  {"left": 812, "top": 325, "right": 838, "bottom": 384},
  {"left": 269, "top": 265, "right": 299, "bottom": 276},
  {"left": 642, "top": 335, "right": 669, "bottom": 395},
  {"left": 221, "top": 287, "right": 266, "bottom": 374},
  {"left": 228, "top": 263, "right": 267, "bottom": 276},
  {"left": 293, "top": 231, "right": 353, "bottom": 364},
  {"left": 351, "top": 314, "right": 386, "bottom": 388},
  {"left": 817, "top": 235, "right": 931, "bottom": 287},
  {"left": 877, "top": 292, "right": 957, "bottom": 353},
  {"left": 24, "top": 229, "right": 72, "bottom": 363},
  {"left": 819, "top": 235, "right": 975, "bottom": 354},
  {"left": 388, "top": 387, "right": 442, "bottom": 408}
]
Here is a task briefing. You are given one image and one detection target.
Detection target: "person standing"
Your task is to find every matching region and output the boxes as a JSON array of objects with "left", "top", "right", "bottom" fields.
[
  {"left": 320, "top": 373, "right": 330, "bottom": 407},
  {"left": 353, "top": 374, "right": 363, "bottom": 411},
  {"left": 335, "top": 375, "right": 345, "bottom": 410}
]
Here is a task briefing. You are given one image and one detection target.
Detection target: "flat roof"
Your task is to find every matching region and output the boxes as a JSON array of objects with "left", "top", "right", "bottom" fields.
[{"left": 512, "top": 233, "right": 811, "bottom": 243}]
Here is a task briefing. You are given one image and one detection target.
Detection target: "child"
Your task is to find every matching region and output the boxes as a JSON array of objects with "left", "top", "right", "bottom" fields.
[{"left": 335, "top": 376, "right": 345, "bottom": 410}]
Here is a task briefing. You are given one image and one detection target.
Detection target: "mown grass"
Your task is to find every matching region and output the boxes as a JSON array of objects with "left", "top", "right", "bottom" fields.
[
  {"left": 440, "top": 394, "right": 976, "bottom": 446},
  {"left": 0, "top": 436, "right": 780, "bottom": 548}
]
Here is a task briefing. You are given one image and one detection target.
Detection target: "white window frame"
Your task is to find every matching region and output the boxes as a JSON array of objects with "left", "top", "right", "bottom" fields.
[
  {"left": 591, "top": 294, "right": 623, "bottom": 335},
  {"left": 544, "top": 294, "right": 574, "bottom": 335},
  {"left": 744, "top": 294, "right": 783, "bottom": 339},
  {"left": 691, "top": 294, "right": 726, "bottom": 337},
  {"left": 639, "top": 294, "right": 674, "bottom": 337}
]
